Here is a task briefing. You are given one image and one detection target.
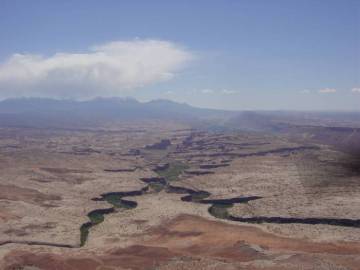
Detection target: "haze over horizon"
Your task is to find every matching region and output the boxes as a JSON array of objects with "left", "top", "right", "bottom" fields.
[{"left": 0, "top": 0, "right": 359, "bottom": 111}]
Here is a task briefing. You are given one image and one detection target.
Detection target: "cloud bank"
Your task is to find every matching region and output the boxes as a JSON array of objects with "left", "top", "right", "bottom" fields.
[
  {"left": 221, "top": 89, "right": 238, "bottom": 95},
  {"left": 195, "top": 88, "right": 238, "bottom": 95},
  {"left": 200, "top": 89, "right": 214, "bottom": 94},
  {"left": 0, "top": 39, "right": 192, "bottom": 99},
  {"left": 318, "top": 88, "right": 337, "bottom": 94}
]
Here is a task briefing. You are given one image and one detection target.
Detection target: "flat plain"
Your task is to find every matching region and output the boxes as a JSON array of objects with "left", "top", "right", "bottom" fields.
[{"left": 1, "top": 120, "right": 360, "bottom": 270}]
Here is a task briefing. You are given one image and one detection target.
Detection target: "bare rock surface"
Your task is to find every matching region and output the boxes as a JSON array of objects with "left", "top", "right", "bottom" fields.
[{"left": 0, "top": 123, "right": 359, "bottom": 269}]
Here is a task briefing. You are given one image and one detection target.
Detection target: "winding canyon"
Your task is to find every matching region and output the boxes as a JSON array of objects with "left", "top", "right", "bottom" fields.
[{"left": 1, "top": 125, "right": 360, "bottom": 270}]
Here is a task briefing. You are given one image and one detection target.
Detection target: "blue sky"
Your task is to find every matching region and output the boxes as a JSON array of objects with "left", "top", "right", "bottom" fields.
[{"left": 0, "top": 0, "right": 359, "bottom": 110}]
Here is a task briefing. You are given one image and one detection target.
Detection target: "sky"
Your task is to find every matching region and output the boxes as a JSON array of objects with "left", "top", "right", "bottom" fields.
[{"left": 0, "top": 0, "right": 359, "bottom": 111}]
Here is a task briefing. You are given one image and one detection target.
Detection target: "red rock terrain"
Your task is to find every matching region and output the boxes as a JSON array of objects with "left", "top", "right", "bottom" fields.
[{"left": 2, "top": 215, "right": 360, "bottom": 270}]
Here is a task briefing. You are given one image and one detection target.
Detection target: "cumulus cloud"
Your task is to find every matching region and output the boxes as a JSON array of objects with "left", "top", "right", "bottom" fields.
[
  {"left": 0, "top": 39, "right": 192, "bottom": 99},
  {"left": 351, "top": 87, "right": 360, "bottom": 93},
  {"left": 318, "top": 88, "right": 337, "bottom": 94},
  {"left": 300, "top": 89, "right": 311, "bottom": 94}
]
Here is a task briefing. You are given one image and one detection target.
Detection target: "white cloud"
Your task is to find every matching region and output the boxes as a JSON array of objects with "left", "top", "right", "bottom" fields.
[
  {"left": 200, "top": 89, "right": 214, "bottom": 94},
  {"left": 318, "top": 88, "right": 337, "bottom": 94},
  {"left": 300, "top": 89, "right": 311, "bottom": 94},
  {"left": 0, "top": 39, "right": 192, "bottom": 99},
  {"left": 221, "top": 89, "right": 238, "bottom": 95},
  {"left": 193, "top": 88, "right": 238, "bottom": 95},
  {"left": 351, "top": 87, "right": 360, "bottom": 93}
]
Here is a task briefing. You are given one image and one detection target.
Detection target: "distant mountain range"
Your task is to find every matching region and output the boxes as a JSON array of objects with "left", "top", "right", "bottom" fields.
[
  {"left": 0, "top": 97, "right": 359, "bottom": 128},
  {"left": 0, "top": 97, "right": 234, "bottom": 128},
  {"left": 0, "top": 97, "right": 360, "bottom": 153}
]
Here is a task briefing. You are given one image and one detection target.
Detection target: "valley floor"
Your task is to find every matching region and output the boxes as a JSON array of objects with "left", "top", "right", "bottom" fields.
[{"left": 0, "top": 123, "right": 359, "bottom": 270}]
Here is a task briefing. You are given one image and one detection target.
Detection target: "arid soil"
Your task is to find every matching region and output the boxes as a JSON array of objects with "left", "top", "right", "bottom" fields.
[
  {"left": 2, "top": 215, "right": 360, "bottom": 270},
  {"left": 0, "top": 122, "right": 359, "bottom": 269}
]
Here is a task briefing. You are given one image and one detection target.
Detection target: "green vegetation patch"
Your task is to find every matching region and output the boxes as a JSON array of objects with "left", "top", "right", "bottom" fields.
[
  {"left": 156, "top": 162, "right": 189, "bottom": 181},
  {"left": 103, "top": 194, "right": 137, "bottom": 209},
  {"left": 103, "top": 194, "right": 125, "bottom": 208},
  {"left": 149, "top": 182, "right": 165, "bottom": 192},
  {"left": 88, "top": 211, "right": 106, "bottom": 224},
  {"left": 80, "top": 208, "right": 114, "bottom": 247},
  {"left": 189, "top": 192, "right": 210, "bottom": 202},
  {"left": 208, "top": 203, "right": 233, "bottom": 219},
  {"left": 80, "top": 223, "right": 92, "bottom": 247}
]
